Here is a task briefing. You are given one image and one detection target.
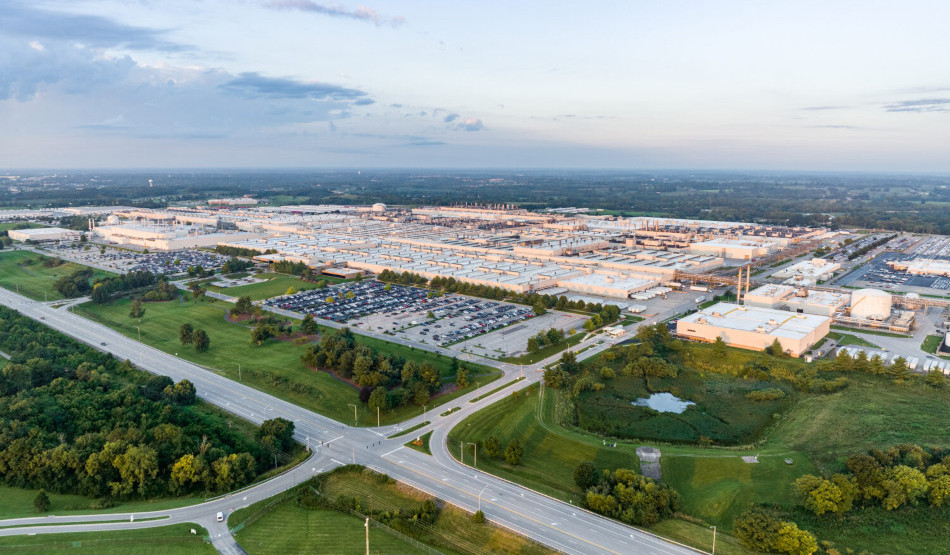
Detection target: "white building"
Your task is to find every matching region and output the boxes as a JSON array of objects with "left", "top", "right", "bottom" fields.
[
  {"left": 773, "top": 257, "right": 840, "bottom": 284},
  {"left": 7, "top": 227, "right": 81, "bottom": 242},
  {"left": 677, "top": 302, "right": 831, "bottom": 357}
]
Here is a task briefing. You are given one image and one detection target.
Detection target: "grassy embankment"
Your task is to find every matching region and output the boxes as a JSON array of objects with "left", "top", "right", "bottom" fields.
[
  {"left": 74, "top": 296, "right": 500, "bottom": 426},
  {"left": 0, "top": 523, "right": 214, "bottom": 554},
  {"left": 204, "top": 272, "right": 346, "bottom": 301},
  {"left": 447, "top": 340, "right": 950, "bottom": 554},
  {"left": 825, "top": 331, "right": 880, "bottom": 348},
  {"left": 231, "top": 467, "right": 553, "bottom": 555},
  {"left": 0, "top": 250, "right": 114, "bottom": 301}
]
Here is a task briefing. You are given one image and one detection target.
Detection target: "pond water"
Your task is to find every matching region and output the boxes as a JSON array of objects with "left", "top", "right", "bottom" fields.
[{"left": 631, "top": 392, "right": 696, "bottom": 414}]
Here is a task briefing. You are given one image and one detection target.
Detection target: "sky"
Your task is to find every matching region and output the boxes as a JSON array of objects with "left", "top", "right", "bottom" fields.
[{"left": 1, "top": 0, "right": 949, "bottom": 171}]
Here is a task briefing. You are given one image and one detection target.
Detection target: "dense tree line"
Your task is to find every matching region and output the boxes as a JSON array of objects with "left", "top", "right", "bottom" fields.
[
  {"left": 220, "top": 257, "right": 255, "bottom": 274},
  {"left": 53, "top": 268, "right": 95, "bottom": 298},
  {"left": 302, "top": 327, "right": 447, "bottom": 408},
  {"left": 0, "top": 306, "right": 283, "bottom": 500},
  {"left": 733, "top": 509, "right": 818, "bottom": 555},
  {"left": 90, "top": 271, "right": 159, "bottom": 303},
  {"left": 215, "top": 245, "right": 275, "bottom": 258},
  {"left": 577, "top": 464, "right": 679, "bottom": 526},
  {"left": 795, "top": 444, "right": 950, "bottom": 516},
  {"left": 527, "top": 327, "right": 566, "bottom": 353}
]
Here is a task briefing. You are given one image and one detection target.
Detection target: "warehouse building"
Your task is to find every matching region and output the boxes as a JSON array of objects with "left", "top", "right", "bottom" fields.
[
  {"left": 744, "top": 284, "right": 848, "bottom": 317},
  {"left": 7, "top": 227, "right": 82, "bottom": 242},
  {"left": 676, "top": 302, "right": 831, "bottom": 357}
]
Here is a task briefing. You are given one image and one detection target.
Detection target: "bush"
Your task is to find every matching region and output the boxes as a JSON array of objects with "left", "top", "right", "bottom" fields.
[
  {"left": 746, "top": 388, "right": 786, "bottom": 401},
  {"left": 504, "top": 440, "right": 523, "bottom": 465},
  {"left": 472, "top": 510, "right": 485, "bottom": 523}
]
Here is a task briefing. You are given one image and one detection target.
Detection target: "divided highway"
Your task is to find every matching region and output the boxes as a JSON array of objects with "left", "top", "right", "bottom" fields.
[{"left": 0, "top": 287, "right": 702, "bottom": 555}]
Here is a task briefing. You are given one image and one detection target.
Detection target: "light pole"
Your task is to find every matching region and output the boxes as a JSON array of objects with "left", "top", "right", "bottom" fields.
[
  {"left": 365, "top": 517, "right": 369, "bottom": 555},
  {"left": 232, "top": 362, "right": 241, "bottom": 381},
  {"left": 422, "top": 404, "right": 427, "bottom": 423},
  {"left": 136, "top": 326, "right": 141, "bottom": 341},
  {"left": 467, "top": 442, "right": 477, "bottom": 467},
  {"left": 478, "top": 486, "right": 487, "bottom": 512},
  {"left": 460, "top": 440, "right": 464, "bottom": 464},
  {"left": 348, "top": 403, "right": 358, "bottom": 426},
  {"left": 377, "top": 405, "right": 380, "bottom": 427},
  {"left": 711, "top": 525, "right": 717, "bottom": 554}
]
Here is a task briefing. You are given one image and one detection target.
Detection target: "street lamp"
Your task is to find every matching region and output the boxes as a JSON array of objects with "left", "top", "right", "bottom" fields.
[
  {"left": 710, "top": 525, "right": 717, "bottom": 555},
  {"left": 466, "top": 442, "right": 477, "bottom": 467},
  {"left": 136, "top": 326, "right": 141, "bottom": 341},
  {"left": 232, "top": 362, "right": 241, "bottom": 381},
  {"left": 478, "top": 486, "right": 487, "bottom": 512},
  {"left": 348, "top": 403, "right": 358, "bottom": 426},
  {"left": 422, "top": 404, "right": 427, "bottom": 423}
]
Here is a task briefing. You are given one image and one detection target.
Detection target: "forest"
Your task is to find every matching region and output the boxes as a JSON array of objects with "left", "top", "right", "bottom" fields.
[
  {"left": 0, "top": 306, "right": 293, "bottom": 501},
  {"left": 4, "top": 169, "right": 950, "bottom": 234}
]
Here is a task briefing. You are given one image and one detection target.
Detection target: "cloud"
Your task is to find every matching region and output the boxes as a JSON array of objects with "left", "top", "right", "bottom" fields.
[
  {"left": 77, "top": 115, "right": 131, "bottom": 130},
  {"left": 0, "top": 40, "right": 136, "bottom": 101},
  {"left": 443, "top": 113, "right": 459, "bottom": 123},
  {"left": 405, "top": 139, "right": 446, "bottom": 147},
  {"left": 801, "top": 105, "right": 848, "bottom": 111},
  {"left": 1, "top": 1, "right": 186, "bottom": 51},
  {"left": 221, "top": 72, "right": 370, "bottom": 101},
  {"left": 458, "top": 118, "right": 483, "bottom": 132},
  {"left": 264, "top": 1, "right": 405, "bottom": 27},
  {"left": 884, "top": 98, "right": 950, "bottom": 113},
  {"left": 353, "top": 98, "right": 375, "bottom": 105}
]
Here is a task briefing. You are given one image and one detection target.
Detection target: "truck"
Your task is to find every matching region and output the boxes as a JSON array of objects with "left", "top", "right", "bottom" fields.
[
  {"left": 694, "top": 296, "right": 706, "bottom": 304},
  {"left": 689, "top": 285, "right": 709, "bottom": 292}
]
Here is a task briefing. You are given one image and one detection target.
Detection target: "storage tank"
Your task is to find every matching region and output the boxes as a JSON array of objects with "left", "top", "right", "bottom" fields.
[{"left": 850, "top": 288, "right": 891, "bottom": 320}]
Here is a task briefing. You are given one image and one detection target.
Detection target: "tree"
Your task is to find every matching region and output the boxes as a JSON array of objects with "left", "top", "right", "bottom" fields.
[
  {"left": 285, "top": 286, "right": 297, "bottom": 295},
  {"left": 504, "top": 440, "right": 523, "bottom": 465},
  {"left": 233, "top": 296, "right": 253, "bottom": 315},
  {"left": 193, "top": 329, "right": 210, "bottom": 352},
  {"left": 533, "top": 302, "right": 547, "bottom": 316},
  {"left": 889, "top": 356, "right": 910, "bottom": 384},
  {"left": 456, "top": 367, "right": 469, "bottom": 389},
  {"left": 163, "top": 379, "right": 197, "bottom": 405},
  {"left": 188, "top": 281, "right": 203, "bottom": 303},
  {"left": 33, "top": 490, "right": 50, "bottom": 512},
  {"left": 526, "top": 337, "right": 540, "bottom": 353},
  {"left": 926, "top": 369, "right": 946, "bottom": 389},
  {"left": 111, "top": 444, "right": 159, "bottom": 497},
  {"left": 713, "top": 336, "right": 727, "bottom": 359},
  {"left": 472, "top": 510, "right": 485, "bottom": 524},
  {"left": 251, "top": 322, "right": 275, "bottom": 345},
  {"left": 413, "top": 385, "right": 430, "bottom": 406},
  {"left": 483, "top": 436, "right": 502, "bottom": 458},
  {"left": 129, "top": 298, "right": 145, "bottom": 321},
  {"left": 300, "top": 314, "right": 318, "bottom": 335},
  {"left": 368, "top": 386, "right": 388, "bottom": 412},
  {"left": 258, "top": 418, "right": 295, "bottom": 452},
  {"left": 765, "top": 338, "right": 786, "bottom": 357},
  {"left": 881, "top": 464, "right": 928, "bottom": 510},
  {"left": 574, "top": 461, "right": 598, "bottom": 489},
  {"left": 179, "top": 322, "right": 194, "bottom": 345}
]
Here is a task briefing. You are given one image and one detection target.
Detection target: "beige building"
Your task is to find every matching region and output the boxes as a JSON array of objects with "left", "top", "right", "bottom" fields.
[
  {"left": 7, "top": 227, "right": 81, "bottom": 242},
  {"left": 677, "top": 302, "right": 830, "bottom": 357}
]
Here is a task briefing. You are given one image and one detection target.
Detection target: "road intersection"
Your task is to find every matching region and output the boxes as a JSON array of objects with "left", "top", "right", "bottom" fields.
[{"left": 0, "top": 286, "right": 702, "bottom": 554}]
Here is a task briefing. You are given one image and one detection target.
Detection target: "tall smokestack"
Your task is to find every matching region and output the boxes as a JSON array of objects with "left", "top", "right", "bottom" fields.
[
  {"left": 745, "top": 264, "right": 751, "bottom": 298},
  {"left": 737, "top": 266, "right": 743, "bottom": 304}
]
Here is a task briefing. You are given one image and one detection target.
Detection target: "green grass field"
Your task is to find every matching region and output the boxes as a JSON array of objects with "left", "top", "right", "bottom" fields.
[
  {"left": 0, "top": 485, "right": 206, "bottom": 521},
  {"left": 0, "top": 523, "right": 214, "bottom": 554},
  {"left": 500, "top": 332, "right": 585, "bottom": 364},
  {"left": 0, "top": 250, "right": 114, "bottom": 301},
  {"left": 74, "top": 297, "right": 499, "bottom": 426},
  {"left": 205, "top": 273, "right": 329, "bottom": 301},
  {"left": 921, "top": 334, "right": 950, "bottom": 359},
  {"left": 236, "top": 504, "right": 431, "bottom": 555},
  {"left": 827, "top": 331, "right": 879, "bottom": 348},
  {"left": 761, "top": 372, "right": 950, "bottom": 468},
  {"left": 0, "top": 222, "right": 43, "bottom": 232}
]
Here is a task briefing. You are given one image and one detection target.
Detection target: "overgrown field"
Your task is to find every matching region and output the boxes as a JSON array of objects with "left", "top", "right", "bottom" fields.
[
  {"left": 232, "top": 466, "right": 553, "bottom": 555},
  {"left": 75, "top": 296, "right": 499, "bottom": 425}
]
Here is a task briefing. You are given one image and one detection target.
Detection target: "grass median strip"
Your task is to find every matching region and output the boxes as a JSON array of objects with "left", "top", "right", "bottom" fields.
[
  {"left": 387, "top": 421, "right": 430, "bottom": 439},
  {"left": 404, "top": 431, "right": 433, "bottom": 455},
  {"left": 469, "top": 376, "right": 524, "bottom": 403}
]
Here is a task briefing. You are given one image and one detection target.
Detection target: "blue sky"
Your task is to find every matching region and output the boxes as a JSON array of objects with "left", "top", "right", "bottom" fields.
[{"left": 1, "top": 0, "right": 949, "bottom": 170}]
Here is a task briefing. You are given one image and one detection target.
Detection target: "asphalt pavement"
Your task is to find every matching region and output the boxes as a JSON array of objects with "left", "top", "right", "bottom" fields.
[{"left": 0, "top": 286, "right": 701, "bottom": 554}]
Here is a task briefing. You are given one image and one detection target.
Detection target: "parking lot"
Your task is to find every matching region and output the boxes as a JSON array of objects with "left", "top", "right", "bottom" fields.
[
  {"left": 42, "top": 243, "right": 229, "bottom": 275},
  {"left": 839, "top": 251, "right": 950, "bottom": 293},
  {"left": 264, "top": 280, "right": 589, "bottom": 358}
]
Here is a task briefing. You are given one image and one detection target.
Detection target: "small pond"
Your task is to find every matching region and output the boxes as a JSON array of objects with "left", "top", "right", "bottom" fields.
[{"left": 631, "top": 392, "right": 696, "bottom": 414}]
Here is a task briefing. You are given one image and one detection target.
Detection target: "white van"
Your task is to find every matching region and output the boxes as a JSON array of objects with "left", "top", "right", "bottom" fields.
[{"left": 216, "top": 512, "right": 224, "bottom": 522}]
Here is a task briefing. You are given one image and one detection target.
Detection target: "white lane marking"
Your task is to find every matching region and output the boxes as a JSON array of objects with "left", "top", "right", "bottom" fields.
[{"left": 381, "top": 446, "right": 404, "bottom": 458}]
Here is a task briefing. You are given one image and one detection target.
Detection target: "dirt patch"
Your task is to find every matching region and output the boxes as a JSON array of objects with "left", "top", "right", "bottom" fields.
[
  {"left": 274, "top": 332, "right": 320, "bottom": 343},
  {"left": 226, "top": 312, "right": 256, "bottom": 323}
]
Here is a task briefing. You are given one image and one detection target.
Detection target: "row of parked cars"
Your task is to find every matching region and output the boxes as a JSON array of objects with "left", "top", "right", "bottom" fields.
[
  {"left": 264, "top": 280, "right": 448, "bottom": 322},
  {"left": 432, "top": 301, "right": 536, "bottom": 346}
]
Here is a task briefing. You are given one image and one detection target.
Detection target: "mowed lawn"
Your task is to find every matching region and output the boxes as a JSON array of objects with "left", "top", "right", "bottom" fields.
[
  {"left": 0, "top": 485, "right": 204, "bottom": 520},
  {"left": 0, "top": 523, "right": 215, "bottom": 554},
  {"left": 75, "top": 297, "right": 499, "bottom": 426},
  {"left": 0, "top": 249, "right": 114, "bottom": 301},
  {"left": 662, "top": 453, "right": 816, "bottom": 527},
  {"left": 205, "top": 272, "right": 329, "bottom": 301}
]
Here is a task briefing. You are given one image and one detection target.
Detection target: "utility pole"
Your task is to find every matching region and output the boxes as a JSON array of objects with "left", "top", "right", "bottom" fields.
[
  {"left": 711, "top": 525, "right": 717, "bottom": 555},
  {"left": 348, "top": 403, "right": 358, "bottom": 426},
  {"left": 232, "top": 362, "right": 241, "bottom": 381},
  {"left": 365, "top": 517, "right": 369, "bottom": 555},
  {"left": 467, "top": 442, "right": 477, "bottom": 467},
  {"left": 377, "top": 405, "right": 380, "bottom": 427}
]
